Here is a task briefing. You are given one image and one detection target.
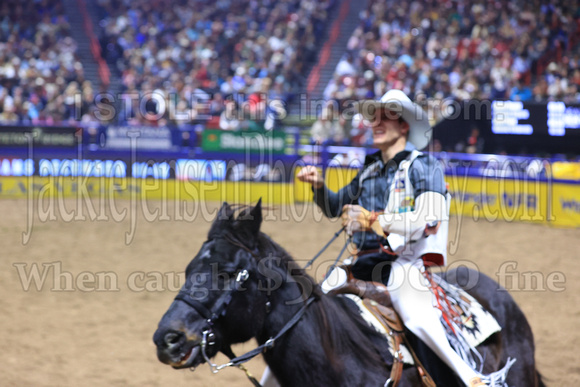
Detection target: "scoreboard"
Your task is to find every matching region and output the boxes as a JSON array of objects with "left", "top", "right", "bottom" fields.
[
  {"left": 435, "top": 100, "right": 580, "bottom": 155},
  {"left": 491, "top": 101, "right": 580, "bottom": 137}
]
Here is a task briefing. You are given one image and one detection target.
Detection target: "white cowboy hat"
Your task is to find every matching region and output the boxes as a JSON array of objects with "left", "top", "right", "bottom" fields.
[{"left": 355, "top": 89, "right": 432, "bottom": 150}]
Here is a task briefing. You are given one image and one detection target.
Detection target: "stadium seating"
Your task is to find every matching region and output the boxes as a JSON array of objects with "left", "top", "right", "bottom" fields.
[
  {"left": 0, "top": 0, "right": 94, "bottom": 124},
  {"left": 96, "top": 0, "right": 336, "bottom": 126},
  {"left": 324, "top": 0, "right": 580, "bottom": 106}
]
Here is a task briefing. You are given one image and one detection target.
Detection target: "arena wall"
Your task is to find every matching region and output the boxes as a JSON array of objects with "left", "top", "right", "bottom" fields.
[{"left": 1, "top": 168, "right": 578, "bottom": 227}]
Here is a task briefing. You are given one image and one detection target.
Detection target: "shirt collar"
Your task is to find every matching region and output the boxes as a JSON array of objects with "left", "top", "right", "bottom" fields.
[{"left": 364, "top": 142, "right": 416, "bottom": 167}]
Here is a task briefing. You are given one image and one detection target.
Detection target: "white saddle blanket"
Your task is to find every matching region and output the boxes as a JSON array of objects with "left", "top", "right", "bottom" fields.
[{"left": 344, "top": 275, "right": 502, "bottom": 365}]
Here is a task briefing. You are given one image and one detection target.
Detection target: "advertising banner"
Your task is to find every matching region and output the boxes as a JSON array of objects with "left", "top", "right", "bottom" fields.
[
  {"left": 2, "top": 165, "right": 579, "bottom": 227},
  {"left": 446, "top": 176, "right": 548, "bottom": 224},
  {"left": 103, "top": 126, "right": 175, "bottom": 150},
  {"left": 0, "top": 126, "right": 79, "bottom": 147},
  {"left": 0, "top": 157, "right": 297, "bottom": 183},
  {"left": 0, "top": 176, "right": 296, "bottom": 205},
  {"left": 551, "top": 182, "right": 580, "bottom": 227},
  {"left": 202, "top": 130, "right": 287, "bottom": 154}
]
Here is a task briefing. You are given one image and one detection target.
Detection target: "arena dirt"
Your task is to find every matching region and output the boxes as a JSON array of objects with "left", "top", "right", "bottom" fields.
[{"left": 1, "top": 199, "right": 578, "bottom": 386}]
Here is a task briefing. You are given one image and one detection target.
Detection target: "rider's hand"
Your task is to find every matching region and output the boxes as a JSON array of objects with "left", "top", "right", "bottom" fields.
[
  {"left": 297, "top": 165, "right": 324, "bottom": 189},
  {"left": 341, "top": 204, "right": 386, "bottom": 237}
]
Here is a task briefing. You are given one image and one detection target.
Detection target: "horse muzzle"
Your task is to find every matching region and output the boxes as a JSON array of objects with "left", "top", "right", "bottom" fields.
[{"left": 154, "top": 329, "right": 203, "bottom": 369}]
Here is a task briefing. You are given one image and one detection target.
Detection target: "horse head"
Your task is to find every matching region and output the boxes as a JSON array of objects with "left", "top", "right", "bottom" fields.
[{"left": 153, "top": 200, "right": 270, "bottom": 370}]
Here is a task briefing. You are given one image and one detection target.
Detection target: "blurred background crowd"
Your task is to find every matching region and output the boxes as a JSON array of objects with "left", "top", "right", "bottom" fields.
[
  {"left": 0, "top": 0, "right": 94, "bottom": 124},
  {"left": 327, "top": 0, "right": 580, "bottom": 104},
  {"left": 318, "top": 0, "right": 580, "bottom": 145},
  {"left": 96, "top": 0, "right": 335, "bottom": 127},
  {"left": 0, "top": 0, "right": 579, "bottom": 153}
]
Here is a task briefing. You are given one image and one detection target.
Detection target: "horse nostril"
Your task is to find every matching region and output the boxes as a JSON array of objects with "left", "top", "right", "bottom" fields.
[{"left": 164, "top": 332, "right": 183, "bottom": 348}]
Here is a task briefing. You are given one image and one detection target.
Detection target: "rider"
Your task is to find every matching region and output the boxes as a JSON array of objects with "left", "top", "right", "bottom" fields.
[{"left": 297, "top": 90, "right": 487, "bottom": 387}]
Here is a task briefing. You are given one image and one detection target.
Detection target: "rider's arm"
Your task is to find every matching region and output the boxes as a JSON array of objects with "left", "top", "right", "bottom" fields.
[
  {"left": 377, "top": 155, "right": 447, "bottom": 240},
  {"left": 313, "top": 172, "right": 361, "bottom": 218},
  {"left": 377, "top": 191, "right": 447, "bottom": 240}
]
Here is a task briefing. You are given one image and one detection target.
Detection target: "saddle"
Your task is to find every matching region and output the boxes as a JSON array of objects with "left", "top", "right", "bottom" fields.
[{"left": 328, "top": 265, "right": 436, "bottom": 387}]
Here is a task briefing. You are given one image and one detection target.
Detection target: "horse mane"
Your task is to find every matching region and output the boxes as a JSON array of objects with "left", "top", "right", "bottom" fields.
[{"left": 255, "top": 232, "right": 388, "bottom": 372}]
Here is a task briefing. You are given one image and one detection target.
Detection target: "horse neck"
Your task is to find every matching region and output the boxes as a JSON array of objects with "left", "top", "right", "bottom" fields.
[
  {"left": 253, "top": 235, "right": 318, "bottom": 340},
  {"left": 255, "top": 261, "right": 316, "bottom": 342},
  {"left": 255, "top": 277, "right": 335, "bottom": 385},
  {"left": 251, "top": 237, "right": 389, "bottom": 385},
  {"left": 255, "top": 278, "right": 390, "bottom": 386}
]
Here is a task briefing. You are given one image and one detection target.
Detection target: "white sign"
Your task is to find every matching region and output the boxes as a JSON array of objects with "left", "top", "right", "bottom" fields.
[
  {"left": 547, "top": 102, "right": 580, "bottom": 136},
  {"left": 491, "top": 101, "right": 533, "bottom": 135}
]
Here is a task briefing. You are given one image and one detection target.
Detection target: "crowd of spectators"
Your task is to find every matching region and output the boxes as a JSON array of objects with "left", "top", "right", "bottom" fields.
[
  {"left": 316, "top": 0, "right": 580, "bottom": 144},
  {"left": 97, "top": 0, "right": 336, "bottom": 128},
  {"left": 2, "top": 0, "right": 580, "bottom": 156},
  {"left": 0, "top": 0, "right": 95, "bottom": 125}
]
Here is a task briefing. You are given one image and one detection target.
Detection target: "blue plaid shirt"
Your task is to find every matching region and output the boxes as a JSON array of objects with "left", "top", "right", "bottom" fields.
[{"left": 313, "top": 143, "right": 446, "bottom": 251}]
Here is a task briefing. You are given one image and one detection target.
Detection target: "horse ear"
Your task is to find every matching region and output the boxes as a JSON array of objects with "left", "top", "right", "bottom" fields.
[
  {"left": 234, "top": 199, "right": 262, "bottom": 242},
  {"left": 248, "top": 198, "right": 262, "bottom": 235},
  {"left": 217, "top": 202, "right": 234, "bottom": 221}
]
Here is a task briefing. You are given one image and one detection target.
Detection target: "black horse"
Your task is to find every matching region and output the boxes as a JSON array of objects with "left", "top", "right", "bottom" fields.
[{"left": 154, "top": 201, "right": 545, "bottom": 387}]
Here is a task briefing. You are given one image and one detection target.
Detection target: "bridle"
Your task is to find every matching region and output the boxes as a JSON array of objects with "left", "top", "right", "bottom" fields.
[
  {"left": 174, "top": 261, "right": 257, "bottom": 370},
  {"left": 173, "top": 228, "right": 348, "bottom": 386},
  {"left": 173, "top": 234, "right": 317, "bottom": 386}
]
